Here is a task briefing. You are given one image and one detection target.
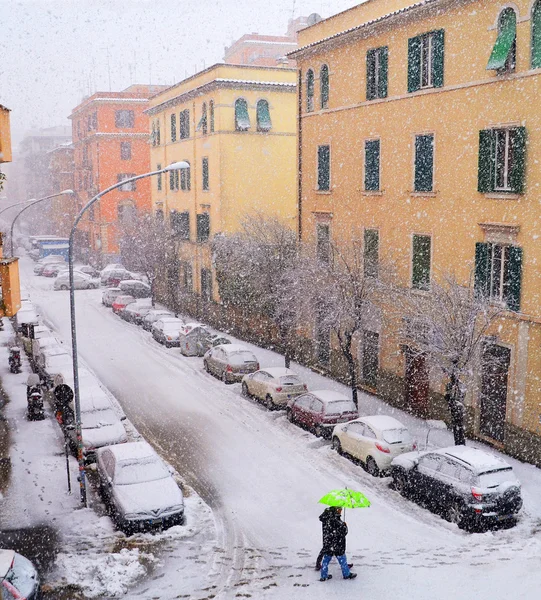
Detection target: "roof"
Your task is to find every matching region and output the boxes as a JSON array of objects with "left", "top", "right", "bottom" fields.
[
  {"left": 436, "top": 446, "right": 510, "bottom": 473},
  {"left": 261, "top": 367, "right": 298, "bottom": 377},
  {"left": 360, "top": 415, "right": 407, "bottom": 431},
  {"left": 105, "top": 440, "right": 156, "bottom": 462},
  {"left": 312, "top": 390, "right": 350, "bottom": 403},
  {"left": 0, "top": 549, "right": 15, "bottom": 579}
]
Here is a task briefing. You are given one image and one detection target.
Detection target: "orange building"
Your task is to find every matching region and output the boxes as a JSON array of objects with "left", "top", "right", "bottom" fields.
[{"left": 69, "top": 84, "right": 167, "bottom": 262}]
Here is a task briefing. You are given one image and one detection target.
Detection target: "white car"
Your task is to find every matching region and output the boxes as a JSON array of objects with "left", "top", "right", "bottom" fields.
[
  {"left": 102, "top": 287, "right": 122, "bottom": 307},
  {"left": 332, "top": 415, "right": 416, "bottom": 476},
  {"left": 54, "top": 271, "right": 99, "bottom": 290},
  {"left": 241, "top": 367, "right": 307, "bottom": 409},
  {"left": 32, "top": 335, "right": 62, "bottom": 364},
  {"left": 38, "top": 350, "right": 73, "bottom": 388},
  {"left": 120, "top": 298, "right": 153, "bottom": 324},
  {"left": 96, "top": 441, "right": 184, "bottom": 533},
  {"left": 142, "top": 309, "right": 174, "bottom": 331},
  {"left": 152, "top": 317, "right": 184, "bottom": 347}
]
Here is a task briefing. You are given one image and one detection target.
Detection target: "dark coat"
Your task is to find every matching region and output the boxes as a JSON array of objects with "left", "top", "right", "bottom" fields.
[{"left": 320, "top": 508, "right": 348, "bottom": 556}]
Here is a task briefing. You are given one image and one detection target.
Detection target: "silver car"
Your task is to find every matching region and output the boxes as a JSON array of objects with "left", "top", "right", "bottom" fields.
[
  {"left": 242, "top": 367, "right": 307, "bottom": 409},
  {"left": 102, "top": 287, "right": 121, "bottom": 307},
  {"left": 204, "top": 344, "right": 259, "bottom": 383},
  {"left": 54, "top": 271, "right": 99, "bottom": 290}
]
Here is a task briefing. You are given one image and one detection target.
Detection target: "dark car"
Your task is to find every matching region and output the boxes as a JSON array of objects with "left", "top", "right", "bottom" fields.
[
  {"left": 118, "top": 280, "right": 151, "bottom": 299},
  {"left": 0, "top": 549, "right": 40, "bottom": 599},
  {"left": 101, "top": 269, "right": 134, "bottom": 287},
  {"left": 391, "top": 446, "right": 523, "bottom": 531},
  {"left": 286, "top": 390, "right": 358, "bottom": 438},
  {"left": 203, "top": 344, "right": 259, "bottom": 383}
]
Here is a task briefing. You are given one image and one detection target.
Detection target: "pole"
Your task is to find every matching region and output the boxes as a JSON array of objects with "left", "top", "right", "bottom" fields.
[{"left": 65, "top": 438, "right": 72, "bottom": 494}]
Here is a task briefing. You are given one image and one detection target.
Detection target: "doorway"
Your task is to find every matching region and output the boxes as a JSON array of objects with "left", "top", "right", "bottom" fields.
[
  {"left": 404, "top": 348, "right": 429, "bottom": 417},
  {"left": 479, "top": 344, "right": 511, "bottom": 443}
]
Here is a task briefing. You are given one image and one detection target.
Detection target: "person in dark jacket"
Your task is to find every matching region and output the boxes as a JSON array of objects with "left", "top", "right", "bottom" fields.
[{"left": 318, "top": 507, "right": 357, "bottom": 581}]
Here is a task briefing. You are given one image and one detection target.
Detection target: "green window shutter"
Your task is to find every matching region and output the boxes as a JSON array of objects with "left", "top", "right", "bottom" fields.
[
  {"left": 256, "top": 100, "right": 272, "bottom": 131},
  {"left": 306, "top": 70, "right": 315, "bottom": 111},
  {"left": 532, "top": 2, "right": 541, "bottom": 68},
  {"left": 235, "top": 99, "right": 250, "bottom": 131},
  {"left": 504, "top": 246, "right": 522, "bottom": 311},
  {"left": 509, "top": 126, "right": 527, "bottom": 193},
  {"left": 364, "top": 140, "right": 380, "bottom": 191},
  {"left": 171, "top": 114, "right": 177, "bottom": 142},
  {"left": 474, "top": 242, "right": 491, "bottom": 298},
  {"left": 318, "top": 145, "right": 330, "bottom": 191},
  {"left": 477, "top": 129, "right": 495, "bottom": 193},
  {"left": 378, "top": 47, "right": 388, "bottom": 98},
  {"left": 202, "top": 157, "right": 209, "bottom": 191},
  {"left": 320, "top": 65, "right": 329, "bottom": 109},
  {"left": 366, "top": 50, "right": 377, "bottom": 100},
  {"left": 432, "top": 30, "right": 445, "bottom": 88},
  {"left": 408, "top": 36, "right": 421, "bottom": 92},
  {"left": 487, "top": 9, "right": 517, "bottom": 70},
  {"left": 364, "top": 229, "right": 379, "bottom": 278},
  {"left": 412, "top": 234, "right": 431, "bottom": 290},
  {"left": 414, "top": 134, "right": 434, "bottom": 192}
]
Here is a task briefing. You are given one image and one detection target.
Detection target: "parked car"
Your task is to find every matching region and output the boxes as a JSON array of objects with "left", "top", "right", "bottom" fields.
[
  {"left": 142, "top": 309, "right": 174, "bottom": 331},
  {"left": 100, "top": 263, "right": 124, "bottom": 276},
  {"left": 14, "top": 307, "right": 39, "bottom": 333},
  {"left": 241, "top": 367, "right": 307, "bottom": 409},
  {"left": 286, "top": 390, "right": 358, "bottom": 438},
  {"left": 120, "top": 299, "right": 153, "bottom": 324},
  {"left": 332, "top": 415, "right": 416, "bottom": 476},
  {"left": 178, "top": 324, "right": 210, "bottom": 356},
  {"left": 32, "top": 335, "right": 62, "bottom": 365},
  {"left": 54, "top": 271, "right": 100, "bottom": 290},
  {"left": 33, "top": 255, "right": 65, "bottom": 275},
  {"left": 152, "top": 317, "right": 184, "bottom": 347},
  {"left": 203, "top": 344, "right": 259, "bottom": 383},
  {"left": 119, "top": 280, "right": 151, "bottom": 299},
  {"left": 390, "top": 446, "right": 523, "bottom": 531},
  {"left": 0, "top": 549, "right": 40, "bottom": 600},
  {"left": 38, "top": 349, "right": 73, "bottom": 388},
  {"left": 77, "top": 264, "right": 100, "bottom": 278},
  {"left": 101, "top": 269, "right": 134, "bottom": 287},
  {"left": 102, "top": 287, "right": 122, "bottom": 307},
  {"left": 112, "top": 295, "right": 136, "bottom": 314},
  {"left": 42, "top": 261, "right": 66, "bottom": 277},
  {"left": 96, "top": 441, "right": 184, "bottom": 533}
]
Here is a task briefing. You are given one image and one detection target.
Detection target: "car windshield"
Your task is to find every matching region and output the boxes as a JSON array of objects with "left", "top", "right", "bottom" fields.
[
  {"left": 476, "top": 468, "right": 515, "bottom": 488},
  {"left": 280, "top": 375, "right": 302, "bottom": 386},
  {"left": 228, "top": 351, "right": 256, "bottom": 365},
  {"left": 382, "top": 428, "right": 412, "bottom": 444},
  {"left": 81, "top": 409, "right": 116, "bottom": 429},
  {"left": 4, "top": 554, "right": 37, "bottom": 597},
  {"left": 326, "top": 400, "right": 357, "bottom": 415},
  {"left": 114, "top": 457, "right": 170, "bottom": 485}
]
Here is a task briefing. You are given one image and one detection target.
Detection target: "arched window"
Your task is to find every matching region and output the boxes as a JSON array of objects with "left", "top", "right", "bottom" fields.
[
  {"left": 256, "top": 99, "right": 272, "bottom": 132},
  {"left": 180, "top": 161, "right": 191, "bottom": 191},
  {"left": 320, "top": 64, "right": 329, "bottom": 109},
  {"left": 487, "top": 8, "right": 517, "bottom": 72},
  {"left": 209, "top": 100, "right": 215, "bottom": 132},
  {"left": 235, "top": 98, "right": 250, "bottom": 131},
  {"left": 532, "top": 0, "right": 541, "bottom": 68},
  {"left": 306, "top": 69, "right": 314, "bottom": 112}
]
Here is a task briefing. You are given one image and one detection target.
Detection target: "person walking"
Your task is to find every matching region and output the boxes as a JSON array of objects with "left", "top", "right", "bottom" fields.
[{"left": 318, "top": 506, "right": 357, "bottom": 582}]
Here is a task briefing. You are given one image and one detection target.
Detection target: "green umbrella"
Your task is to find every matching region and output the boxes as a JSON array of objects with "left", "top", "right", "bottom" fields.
[{"left": 319, "top": 488, "right": 370, "bottom": 519}]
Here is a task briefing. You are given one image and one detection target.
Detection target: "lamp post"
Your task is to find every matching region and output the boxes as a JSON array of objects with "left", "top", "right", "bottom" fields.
[
  {"left": 69, "top": 162, "right": 189, "bottom": 505},
  {"left": 9, "top": 190, "right": 74, "bottom": 257}
]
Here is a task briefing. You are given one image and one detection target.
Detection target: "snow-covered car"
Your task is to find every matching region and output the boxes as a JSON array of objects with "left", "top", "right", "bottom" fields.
[
  {"left": 120, "top": 298, "right": 153, "bottom": 324},
  {"left": 100, "top": 263, "right": 124, "bottom": 276},
  {"left": 14, "top": 307, "right": 39, "bottom": 333},
  {"left": 112, "top": 295, "right": 136, "bottom": 314},
  {"left": 33, "top": 255, "right": 65, "bottom": 274},
  {"left": 42, "top": 261, "right": 66, "bottom": 277},
  {"left": 390, "top": 446, "right": 523, "bottom": 531},
  {"left": 54, "top": 271, "right": 100, "bottom": 290},
  {"left": 142, "top": 309, "right": 174, "bottom": 331},
  {"left": 178, "top": 323, "right": 210, "bottom": 356},
  {"left": 101, "top": 268, "right": 134, "bottom": 287},
  {"left": 118, "top": 279, "right": 151, "bottom": 298},
  {"left": 152, "top": 317, "right": 184, "bottom": 347},
  {"left": 241, "top": 367, "right": 307, "bottom": 409},
  {"left": 37, "top": 349, "right": 73, "bottom": 388},
  {"left": 96, "top": 441, "right": 184, "bottom": 533},
  {"left": 332, "top": 415, "right": 416, "bottom": 476},
  {"left": 77, "top": 264, "right": 100, "bottom": 278},
  {"left": 203, "top": 344, "right": 259, "bottom": 383},
  {"left": 0, "top": 549, "right": 40, "bottom": 600},
  {"left": 102, "top": 287, "right": 121, "bottom": 307},
  {"left": 286, "top": 390, "right": 358, "bottom": 438},
  {"left": 32, "top": 335, "right": 62, "bottom": 364}
]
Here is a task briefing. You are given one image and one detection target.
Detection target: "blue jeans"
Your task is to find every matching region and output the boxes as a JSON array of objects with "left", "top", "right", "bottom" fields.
[{"left": 321, "top": 554, "right": 350, "bottom": 579}]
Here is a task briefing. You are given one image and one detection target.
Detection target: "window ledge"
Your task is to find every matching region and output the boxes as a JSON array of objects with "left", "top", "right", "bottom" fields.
[
  {"left": 410, "top": 191, "right": 437, "bottom": 198},
  {"left": 484, "top": 192, "right": 519, "bottom": 200},
  {"left": 410, "top": 286, "right": 431, "bottom": 295},
  {"left": 315, "top": 190, "right": 332, "bottom": 195},
  {"left": 361, "top": 190, "right": 383, "bottom": 196}
]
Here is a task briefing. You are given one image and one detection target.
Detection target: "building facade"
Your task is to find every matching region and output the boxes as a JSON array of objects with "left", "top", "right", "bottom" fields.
[
  {"left": 292, "top": 0, "right": 541, "bottom": 463},
  {"left": 69, "top": 84, "right": 167, "bottom": 262},
  {"left": 146, "top": 63, "right": 297, "bottom": 304},
  {"left": 47, "top": 143, "right": 75, "bottom": 237}
]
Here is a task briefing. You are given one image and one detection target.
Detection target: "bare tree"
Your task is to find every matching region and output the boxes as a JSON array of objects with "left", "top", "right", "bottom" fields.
[{"left": 396, "top": 273, "right": 503, "bottom": 445}]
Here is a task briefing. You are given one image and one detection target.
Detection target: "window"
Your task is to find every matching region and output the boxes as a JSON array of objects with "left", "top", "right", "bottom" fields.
[
  {"left": 363, "top": 229, "right": 379, "bottom": 278},
  {"left": 474, "top": 242, "right": 523, "bottom": 311},
  {"left": 179, "top": 109, "right": 190, "bottom": 139},
  {"left": 170, "top": 114, "right": 177, "bottom": 142},
  {"left": 196, "top": 212, "right": 210, "bottom": 242},
  {"left": 202, "top": 157, "right": 209, "bottom": 190},
  {"left": 487, "top": 8, "right": 517, "bottom": 72},
  {"left": 201, "top": 268, "right": 213, "bottom": 301},
  {"left": 364, "top": 139, "right": 380, "bottom": 191},
  {"left": 120, "top": 142, "right": 131, "bottom": 160},
  {"left": 157, "top": 164, "right": 162, "bottom": 191},
  {"left": 197, "top": 103, "right": 208, "bottom": 135},
  {"left": 317, "top": 145, "right": 330, "bottom": 191},
  {"left": 92, "top": 112, "right": 98, "bottom": 130},
  {"left": 170, "top": 210, "right": 190, "bottom": 239},
  {"left": 118, "top": 202, "right": 136, "bottom": 224},
  {"left": 408, "top": 30, "right": 444, "bottom": 92},
  {"left": 169, "top": 168, "right": 179, "bottom": 191},
  {"left": 151, "top": 120, "right": 161, "bottom": 146},
  {"left": 256, "top": 99, "right": 272, "bottom": 132},
  {"left": 180, "top": 161, "right": 191, "bottom": 191},
  {"left": 412, "top": 234, "right": 431, "bottom": 290},
  {"left": 320, "top": 64, "right": 329, "bottom": 109},
  {"left": 209, "top": 100, "right": 215, "bottom": 132},
  {"left": 366, "top": 47, "right": 388, "bottom": 100},
  {"left": 316, "top": 223, "right": 331, "bottom": 263},
  {"left": 414, "top": 134, "right": 434, "bottom": 192},
  {"left": 235, "top": 98, "right": 250, "bottom": 131},
  {"left": 151, "top": 122, "right": 157, "bottom": 146},
  {"left": 532, "top": 1, "right": 541, "bottom": 68},
  {"left": 115, "top": 110, "right": 134, "bottom": 128},
  {"left": 117, "top": 173, "right": 136, "bottom": 191},
  {"left": 361, "top": 330, "right": 379, "bottom": 389},
  {"left": 478, "top": 127, "right": 526, "bottom": 194},
  {"left": 183, "top": 262, "right": 193, "bottom": 291},
  {"left": 306, "top": 69, "right": 314, "bottom": 112}
]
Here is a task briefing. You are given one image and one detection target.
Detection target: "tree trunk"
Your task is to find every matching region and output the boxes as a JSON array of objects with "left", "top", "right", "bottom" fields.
[
  {"left": 279, "top": 323, "right": 292, "bottom": 368},
  {"left": 343, "top": 338, "right": 358, "bottom": 407},
  {"left": 446, "top": 373, "right": 466, "bottom": 445}
]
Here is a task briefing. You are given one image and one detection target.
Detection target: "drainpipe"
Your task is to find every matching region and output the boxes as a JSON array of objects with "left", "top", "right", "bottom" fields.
[{"left": 297, "top": 67, "right": 303, "bottom": 242}]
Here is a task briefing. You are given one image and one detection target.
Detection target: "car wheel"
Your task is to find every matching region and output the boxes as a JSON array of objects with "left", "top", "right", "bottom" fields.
[
  {"left": 241, "top": 382, "right": 250, "bottom": 397},
  {"left": 331, "top": 437, "right": 342, "bottom": 455},
  {"left": 60, "top": 285, "right": 68, "bottom": 290},
  {"left": 314, "top": 424, "right": 323, "bottom": 438},
  {"left": 204, "top": 360, "right": 210, "bottom": 373},
  {"left": 265, "top": 394, "right": 275, "bottom": 410},
  {"left": 393, "top": 471, "right": 408, "bottom": 496},
  {"left": 447, "top": 501, "right": 466, "bottom": 529},
  {"left": 286, "top": 409, "right": 294, "bottom": 423},
  {"left": 366, "top": 456, "right": 380, "bottom": 477},
  {"left": 221, "top": 371, "right": 229, "bottom": 384}
]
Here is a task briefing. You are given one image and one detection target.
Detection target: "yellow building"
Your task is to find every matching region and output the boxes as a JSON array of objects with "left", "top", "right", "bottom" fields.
[
  {"left": 146, "top": 63, "right": 297, "bottom": 303},
  {"left": 291, "top": 0, "right": 541, "bottom": 463},
  {"left": 0, "top": 104, "right": 12, "bottom": 165}
]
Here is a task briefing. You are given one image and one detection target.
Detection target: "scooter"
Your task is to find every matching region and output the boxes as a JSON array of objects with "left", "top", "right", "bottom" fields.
[
  {"left": 27, "top": 388, "right": 45, "bottom": 421},
  {"left": 8, "top": 347, "right": 21, "bottom": 374}
]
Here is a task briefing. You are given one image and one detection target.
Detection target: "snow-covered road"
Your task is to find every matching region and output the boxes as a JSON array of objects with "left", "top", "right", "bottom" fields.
[{"left": 20, "top": 257, "right": 541, "bottom": 599}]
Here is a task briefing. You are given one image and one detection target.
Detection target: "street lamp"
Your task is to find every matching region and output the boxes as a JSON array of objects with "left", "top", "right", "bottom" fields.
[
  {"left": 9, "top": 190, "right": 74, "bottom": 257},
  {"left": 69, "top": 162, "right": 189, "bottom": 505},
  {"left": 0, "top": 197, "right": 37, "bottom": 220}
]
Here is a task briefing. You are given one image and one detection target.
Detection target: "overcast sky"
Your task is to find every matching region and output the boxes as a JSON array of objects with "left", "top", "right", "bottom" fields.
[{"left": 1, "top": 0, "right": 357, "bottom": 147}]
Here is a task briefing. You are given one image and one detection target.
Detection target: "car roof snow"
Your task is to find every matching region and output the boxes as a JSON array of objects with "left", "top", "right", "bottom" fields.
[
  {"left": 434, "top": 446, "right": 510, "bottom": 473},
  {"left": 220, "top": 344, "right": 253, "bottom": 353},
  {"left": 103, "top": 440, "right": 157, "bottom": 462},
  {"left": 359, "top": 415, "right": 407, "bottom": 432},
  {"left": 311, "top": 390, "right": 350, "bottom": 403},
  {"left": 260, "top": 367, "right": 298, "bottom": 377}
]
